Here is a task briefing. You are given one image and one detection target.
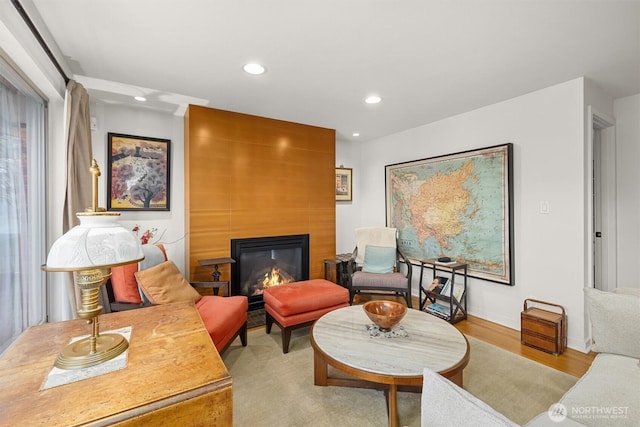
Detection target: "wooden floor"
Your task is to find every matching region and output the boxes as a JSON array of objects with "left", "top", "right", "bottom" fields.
[
  {"left": 455, "top": 314, "right": 596, "bottom": 378},
  {"left": 354, "top": 293, "right": 596, "bottom": 378}
]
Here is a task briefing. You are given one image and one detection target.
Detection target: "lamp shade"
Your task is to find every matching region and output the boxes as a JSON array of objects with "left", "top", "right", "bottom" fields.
[{"left": 44, "top": 212, "right": 144, "bottom": 271}]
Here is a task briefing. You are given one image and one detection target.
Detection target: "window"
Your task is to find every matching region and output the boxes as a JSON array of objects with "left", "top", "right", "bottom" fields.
[{"left": 0, "top": 59, "right": 46, "bottom": 353}]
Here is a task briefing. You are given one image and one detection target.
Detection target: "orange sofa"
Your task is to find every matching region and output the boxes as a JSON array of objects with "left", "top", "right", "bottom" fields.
[{"left": 105, "top": 244, "right": 248, "bottom": 353}]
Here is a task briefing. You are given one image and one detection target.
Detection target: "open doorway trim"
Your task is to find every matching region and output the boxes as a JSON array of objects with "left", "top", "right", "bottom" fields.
[{"left": 586, "top": 105, "right": 616, "bottom": 292}]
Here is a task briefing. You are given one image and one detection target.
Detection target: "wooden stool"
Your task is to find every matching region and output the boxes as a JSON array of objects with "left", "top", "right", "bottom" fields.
[{"left": 264, "top": 279, "right": 349, "bottom": 353}]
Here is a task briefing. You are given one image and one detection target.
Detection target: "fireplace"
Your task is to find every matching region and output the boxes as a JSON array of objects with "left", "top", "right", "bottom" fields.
[{"left": 231, "top": 234, "right": 309, "bottom": 311}]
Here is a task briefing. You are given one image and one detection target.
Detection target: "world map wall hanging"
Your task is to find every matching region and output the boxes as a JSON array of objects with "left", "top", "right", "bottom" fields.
[{"left": 385, "top": 143, "right": 514, "bottom": 286}]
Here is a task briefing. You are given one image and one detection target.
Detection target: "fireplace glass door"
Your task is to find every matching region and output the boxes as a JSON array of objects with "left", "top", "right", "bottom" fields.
[{"left": 231, "top": 234, "right": 309, "bottom": 310}]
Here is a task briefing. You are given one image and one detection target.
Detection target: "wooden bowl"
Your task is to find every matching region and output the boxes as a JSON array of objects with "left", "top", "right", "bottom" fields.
[{"left": 362, "top": 300, "right": 407, "bottom": 332}]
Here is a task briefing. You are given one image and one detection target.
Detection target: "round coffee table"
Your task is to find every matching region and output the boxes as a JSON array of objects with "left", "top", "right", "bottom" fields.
[{"left": 310, "top": 305, "right": 470, "bottom": 427}]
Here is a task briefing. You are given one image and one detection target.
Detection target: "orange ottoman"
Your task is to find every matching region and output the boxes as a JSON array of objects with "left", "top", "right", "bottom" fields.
[{"left": 264, "top": 279, "right": 349, "bottom": 353}]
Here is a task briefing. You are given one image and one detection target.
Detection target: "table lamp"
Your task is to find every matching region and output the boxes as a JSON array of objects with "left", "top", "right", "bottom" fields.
[{"left": 42, "top": 160, "right": 144, "bottom": 369}]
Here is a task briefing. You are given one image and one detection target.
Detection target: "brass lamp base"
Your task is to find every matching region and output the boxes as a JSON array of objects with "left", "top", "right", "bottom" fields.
[
  {"left": 55, "top": 333, "right": 129, "bottom": 370},
  {"left": 52, "top": 268, "right": 131, "bottom": 370}
]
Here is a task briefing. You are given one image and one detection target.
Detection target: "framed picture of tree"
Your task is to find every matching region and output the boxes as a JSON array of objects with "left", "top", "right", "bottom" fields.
[{"left": 107, "top": 133, "right": 171, "bottom": 211}]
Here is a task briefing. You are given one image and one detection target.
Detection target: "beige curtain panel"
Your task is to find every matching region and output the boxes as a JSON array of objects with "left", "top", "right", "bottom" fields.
[{"left": 62, "top": 80, "right": 93, "bottom": 315}]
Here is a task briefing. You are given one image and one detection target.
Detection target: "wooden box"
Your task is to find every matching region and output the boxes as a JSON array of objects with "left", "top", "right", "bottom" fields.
[{"left": 521, "top": 299, "right": 566, "bottom": 355}]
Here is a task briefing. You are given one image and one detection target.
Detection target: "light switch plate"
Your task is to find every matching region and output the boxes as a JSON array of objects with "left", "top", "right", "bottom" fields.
[{"left": 540, "top": 201, "right": 550, "bottom": 214}]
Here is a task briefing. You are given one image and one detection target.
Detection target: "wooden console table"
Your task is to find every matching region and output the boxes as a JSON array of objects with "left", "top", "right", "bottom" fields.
[{"left": 0, "top": 302, "right": 232, "bottom": 426}]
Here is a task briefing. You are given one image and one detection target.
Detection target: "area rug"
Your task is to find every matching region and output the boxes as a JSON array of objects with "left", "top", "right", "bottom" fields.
[{"left": 222, "top": 328, "right": 578, "bottom": 427}]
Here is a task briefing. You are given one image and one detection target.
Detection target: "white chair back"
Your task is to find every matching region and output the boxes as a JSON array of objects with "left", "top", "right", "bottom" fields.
[{"left": 354, "top": 226, "right": 397, "bottom": 264}]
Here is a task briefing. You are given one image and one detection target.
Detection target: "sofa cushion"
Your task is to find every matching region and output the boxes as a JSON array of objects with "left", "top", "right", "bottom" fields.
[
  {"left": 352, "top": 271, "right": 408, "bottom": 289},
  {"left": 134, "top": 260, "right": 202, "bottom": 305},
  {"left": 584, "top": 287, "right": 640, "bottom": 358},
  {"left": 421, "top": 367, "right": 519, "bottom": 427},
  {"left": 526, "top": 412, "right": 586, "bottom": 426},
  {"left": 615, "top": 287, "right": 640, "bottom": 297},
  {"left": 559, "top": 353, "right": 640, "bottom": 427},
  {"left": 196, "top": 295, "right": 248, "bottom": 351}
]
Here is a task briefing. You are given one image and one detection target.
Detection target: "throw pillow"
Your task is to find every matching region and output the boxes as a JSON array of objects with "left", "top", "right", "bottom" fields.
[
  {"left": 134, "top": 260, "right": 202, "bottom": 305},
  {"left": 110, "top": 243, "right": 168, "bottom": 304},
  {"left": 420, "top": 368, "right": 518, "bottom": 427},
  {"left": 584, "top": 287, "right": 640, "bottom": 358},
  {"left": 137, "top": 244, "right": 168, "bottom": 304},
  {"left": 111, "top": 262, "right": 142, "bottom": 304},
  {"left": 362, "top": 245, "right": 395, "bottom": 274}
]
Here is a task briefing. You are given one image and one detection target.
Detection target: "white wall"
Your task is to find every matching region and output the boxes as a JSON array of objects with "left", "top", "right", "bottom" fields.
[
  {"left": 614, "top": 94, "right": 640, "bottom": 288},
  {"left": 338, "top": 78, "right": 595, "bottom": 351},
  {"left": 335, "top": 139, "right": 362, "bottom": 254},
  {"left": 89, "top": 104, "right": 187, "bottom": 275}
]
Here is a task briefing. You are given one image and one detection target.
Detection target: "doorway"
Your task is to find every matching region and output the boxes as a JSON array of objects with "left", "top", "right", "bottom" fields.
[{"left": 589, "top": 107, "right": 616, "bottom": 291}]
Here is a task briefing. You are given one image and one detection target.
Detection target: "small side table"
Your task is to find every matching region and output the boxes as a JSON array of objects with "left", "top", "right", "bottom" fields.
[
  {"left": 197, "top": 257, "right": 236, "bottom": 296},
  {"left": 323, "top": 253, "right": 352, "bottom": 287},
  {"left": 416, "top": 258, "right": 468, "bottom": 324}
]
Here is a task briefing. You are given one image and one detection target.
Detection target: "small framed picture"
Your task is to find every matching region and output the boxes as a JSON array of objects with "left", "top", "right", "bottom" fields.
[
  {"left": 107, "top": 133, "right": 171, "bottom": 211},
  {"left": 336, "top": 167, "right": 353, "bottom": 202}
]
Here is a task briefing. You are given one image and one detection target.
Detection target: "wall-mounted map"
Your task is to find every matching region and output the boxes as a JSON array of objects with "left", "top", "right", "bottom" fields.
[{"left": 386, "top": 143, "right": 514, "bottom": 285}]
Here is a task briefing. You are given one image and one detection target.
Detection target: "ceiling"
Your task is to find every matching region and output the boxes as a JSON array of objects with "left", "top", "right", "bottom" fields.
[{"left": 28, "top": 0, "right": 640, "bottom": 142}]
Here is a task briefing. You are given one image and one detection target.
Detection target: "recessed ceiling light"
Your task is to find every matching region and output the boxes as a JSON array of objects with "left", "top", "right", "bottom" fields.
[
  {"left": 352, "top": 132, "right": 360, "bottom": 137},
  {"left": 365, "top": 95, "right": 382, "bottom": 104},
  {"left": 243, "top": 63, "right": 266, "bottom": 75},
  {"left": 134, "top": 96, "right": 146, "bottom": 102}
]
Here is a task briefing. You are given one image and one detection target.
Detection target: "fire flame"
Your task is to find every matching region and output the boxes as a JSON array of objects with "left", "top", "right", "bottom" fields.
[{"left": 262, "top": 266, "right": 292, "bottom": 288}]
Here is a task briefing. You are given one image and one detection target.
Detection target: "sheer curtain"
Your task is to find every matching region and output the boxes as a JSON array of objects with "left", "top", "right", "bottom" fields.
[{"left": 0, "top": 65, "right": 46, "bottom": 353}]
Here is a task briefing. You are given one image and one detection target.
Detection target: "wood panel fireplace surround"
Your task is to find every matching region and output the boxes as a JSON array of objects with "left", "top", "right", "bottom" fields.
[
  {"left": 231, "top": 234, "right": 310, "bottom": 311},
  {"left": 184, "top": 105, "right": 336, "bottom": 292}
]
